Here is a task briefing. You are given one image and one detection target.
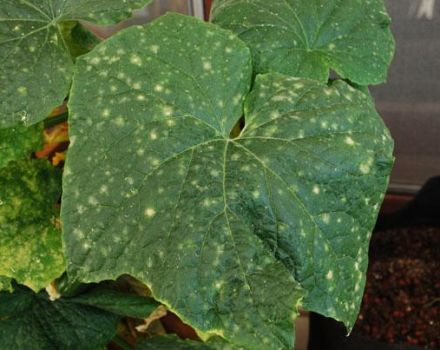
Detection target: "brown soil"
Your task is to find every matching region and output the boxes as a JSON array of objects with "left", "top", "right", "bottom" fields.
[{"left": 356, "top": 226, "right": 440, "bottom": 349}]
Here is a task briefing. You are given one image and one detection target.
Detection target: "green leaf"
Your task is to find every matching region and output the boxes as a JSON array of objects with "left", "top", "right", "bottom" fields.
[
  {"left": 59, "top": 21, "right": 101, "bottom": 59},
  {"left": 59, "top": 0, "right": 152, "bottom": 25},
  {"left": 0, "top": 159, "right": 64, "bottom": 291},
  {"left": 0, "top": 123, "right": 43, "bottom": 169},
  {"left": 62, "top": 13, "right": 393, "bottom": 350},
  {"left": 136, "top": 335, "right": 213, "bottom": 350},
  {"left": 241, "top": 74, "right": 393, "bottom": 329},
  {"left": 0, "top": 0, "right": 151, "bottom": 128},
  {"left": 211, "top": 0, "right": 395, "bottom": 85},
  {"left": 0, "top": 276, "right": 12, "bottom": 292},
  {"left": 0, "top": 284, "right": 121, "bottom": 350},
  {"left": 70, "top": 287, "right": 160, "bottom": 319}
]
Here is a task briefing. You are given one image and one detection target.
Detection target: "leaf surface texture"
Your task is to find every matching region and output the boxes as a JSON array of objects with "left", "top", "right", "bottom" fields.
[
  {"left": 0, "top": 0, "right": 151, "bottom": 127},
  {"left": 211, "top": 0, "right": 395, "bottom": 85},
  {"left": 0, "top": 159, "right": 64, "bottom": 291},
  {"left": 63, "top": 14, "right": 394, "bottom": 349}
]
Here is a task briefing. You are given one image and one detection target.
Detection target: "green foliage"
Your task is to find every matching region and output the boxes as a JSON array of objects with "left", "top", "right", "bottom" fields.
[
  {"left": 70, "top": 287, "right": 160, "bottom": 319},
  {"left": 0, "top": 283, "right": 158, "bottom": 350},
  {"left": 0, "top": 159, "right": 64, "bottom": 291},
  {"left": 59, "top": 21, "right": 101, "bottom": 59},
  {"left": 0, "top": 276, "right": 12, "bottom": 292},
  {"left": 63, "top": 14, "right": 304, "bottom": 350},
  {"left": 0, "top": 123, "right": 43, "bottom": 169},
  {"left": 136, "top": 335, "right": 213, "bottom": 349},
  {"left": 0, "top": 0, "right": 151, "bottom": 128},
  {"left": 211, "top": 0, "right": 395, "bottom": 85},
  {"left": 62, "top": 13, "right": 393, "bottom": 349},
  {"left": 1, "top": 1, "right": 395, "bottom": 349}
]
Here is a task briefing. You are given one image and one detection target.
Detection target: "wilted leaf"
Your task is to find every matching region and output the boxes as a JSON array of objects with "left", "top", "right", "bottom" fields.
[
  {"left": 0, "top": 123, "right": 43, "bottom": 169},
  {"left": 0, "top": 159, "right": 64, "bottom": 291},
  {"left": 211, "top": 0, "right": 395, "bottom": 85}
]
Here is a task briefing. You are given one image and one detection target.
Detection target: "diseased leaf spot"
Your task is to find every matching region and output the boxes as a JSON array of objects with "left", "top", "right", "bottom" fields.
[
  {"left": 102, "top": 109, "right": 110, "bottom": 118},
  {"left": 144, "top": 208, "right": 156, "bottom": 218},
  {"left": 150, "top": 45, "right": 159, "bottom": 54},
  {"left": 0, "top": 160, "right": 64, "bottom": 291},
  {"left": 211, "top": 0, "right": 395, "bottom": 85},
  {"left": 163, "top": 106, "right": 173, "bottom": 117},
  {"left": 130, "top": 54, "right": 142, "bottom": 66},
  {"left": 203, "top": 61, "right": 213, "bottom": 71},
  {"left": 345, "top": 136, "right": 355, "bottom": 146},
  {"left": 63, "top": 13, "right": 394, "bottom": 348},
  {"left": 154, "top": 84, "right": 164, "bottom": 92},
  {"left": 17, "top": 86, "right": 27, "bottom": 95},
  {"left": 327, "top": 270, "right": 334, "bottom": 280}
]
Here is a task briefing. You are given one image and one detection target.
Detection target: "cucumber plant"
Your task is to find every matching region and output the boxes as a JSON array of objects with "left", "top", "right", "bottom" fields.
[{"left": 0, "top": 1, "right": 395, "bottom": 349}]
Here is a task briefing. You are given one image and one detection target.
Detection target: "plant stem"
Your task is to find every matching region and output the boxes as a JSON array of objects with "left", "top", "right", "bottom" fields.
[
  {"left": 44, "top": 112, "right": 68, "bottom": 128},
  {"left": 112, "top": 336, "right": 134, "bottom": 350}
]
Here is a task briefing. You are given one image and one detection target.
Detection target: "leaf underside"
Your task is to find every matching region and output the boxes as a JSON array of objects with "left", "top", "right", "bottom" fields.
[
  {"left": 136, "top": 335, "right": 213, "bottom": 350},
  {"left": 0, "top": 159, "right": 64, "bottom": 291},
  {"left": 211, "top": 0, "right": 395, "bottom": 85},
  {"left": 70, "top": 287, "right": 160, "bottom": 319},
  {"left": 0, "top": 123, "right": 43, "bottom": 169},
  {"left": 0, "top": 284, "right": 154, "bottom": 350},
  {"left": 0, "top": 0, "right": 151, "bottom": 128},
  {"left": 63, "top": 13, "right": 393, "bottom": 350}
]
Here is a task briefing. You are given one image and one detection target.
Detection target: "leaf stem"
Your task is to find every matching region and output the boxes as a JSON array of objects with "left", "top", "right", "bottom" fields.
[
  {"left": 44, "top": 112, "right": 68, "bottom": 128},
  {"left": 112, "top": 336, "right": 134, "bottom": 350}
]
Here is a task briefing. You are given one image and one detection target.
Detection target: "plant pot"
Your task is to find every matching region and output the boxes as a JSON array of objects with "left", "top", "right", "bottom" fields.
[{"left": 308, "top": 177, "right": 440, "bottom": 350}]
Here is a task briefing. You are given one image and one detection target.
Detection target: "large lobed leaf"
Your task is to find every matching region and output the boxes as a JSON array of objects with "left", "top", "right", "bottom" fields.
[
  {"left": 0, "top": 0, "right": 151, "bottom": 128},
  {"left": 0, "top": 123, "right": 43, "bottom": 169},
  {"left": 0, "top": 159, "right": 64, "bottom": 291},
  {"left": 0, "top": 283, "right": 158, "bottom": 350},
  {"left": 211, "top": 0, "right": 395, "bottom": 85},
  {"left": 62, "top": 14, "right": 394, "bottom": 350}
]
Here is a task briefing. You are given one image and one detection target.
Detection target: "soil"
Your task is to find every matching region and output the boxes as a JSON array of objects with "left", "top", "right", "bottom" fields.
[{"left": 356, "top": 226, "right": 440, "bottom": 349}]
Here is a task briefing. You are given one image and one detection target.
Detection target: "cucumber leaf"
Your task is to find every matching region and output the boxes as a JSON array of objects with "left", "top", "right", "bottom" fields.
[
  {"left": 0, "top": 283, "right": 157, "bottom": 350},
  {"left": 59, "top": 21, "right": 101, "bottom": 60},
  {"left": 70, "top": 287, "right": 160, "bottom": 319},
  {"left": 62, "top": 14, "right": 393, "bottom": 350},
  {"left": 211, "top": 0, "right": 395, "bottom": 85},
  {"left": 136, "top": 335, "right": 213, "bottom": 350},
  {"left": 59, "top": 0, "right": 152, "bottom": 25},
  {"left": 0, "top": 123, "right": 43, "bottom": 169},
  {"left": 0, "top": 276, "right": 12, "bottom": 292},
  {"left": 0, "top": 0, "right": 151, "bottom": 128},
  {"left": 0, "top": 159, "right": 64, "bottom": 291}
]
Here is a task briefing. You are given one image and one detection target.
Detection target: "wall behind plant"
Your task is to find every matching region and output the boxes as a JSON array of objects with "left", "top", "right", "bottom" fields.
[{"left": 371, "top": 0, "right": 440, "bottom": 191}]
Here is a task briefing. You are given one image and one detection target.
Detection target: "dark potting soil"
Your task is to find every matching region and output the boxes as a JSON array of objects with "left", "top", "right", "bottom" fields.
[{"left": 355, "top": 226, "right": 440, "bottom": 349}]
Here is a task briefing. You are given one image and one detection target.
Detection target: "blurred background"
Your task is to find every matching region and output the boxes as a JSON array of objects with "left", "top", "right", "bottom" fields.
[{"left": 371, "top": 0, "right": 440, "bottom": 194}]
